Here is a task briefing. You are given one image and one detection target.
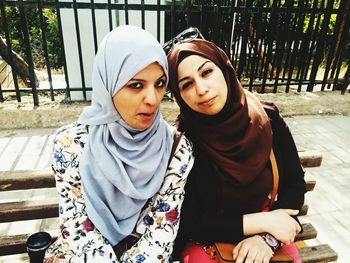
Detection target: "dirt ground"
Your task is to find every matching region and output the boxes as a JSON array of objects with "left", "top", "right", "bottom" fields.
[{"left": 0, "top": 90, "right": 349, "bottom": 130}]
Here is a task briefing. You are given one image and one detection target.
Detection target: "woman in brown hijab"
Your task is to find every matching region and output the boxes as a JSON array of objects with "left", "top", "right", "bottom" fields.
[{"left": 165, "top": 28, "right": 306, "bottom": 263}]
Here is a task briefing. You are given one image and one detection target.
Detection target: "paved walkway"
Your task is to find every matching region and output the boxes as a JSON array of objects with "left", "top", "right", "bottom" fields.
[{"left": 0, "top": 115, "right": 349, "bottom": 262}]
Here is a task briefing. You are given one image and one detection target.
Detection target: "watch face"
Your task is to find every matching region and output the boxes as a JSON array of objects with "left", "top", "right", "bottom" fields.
[{"left": 265, "top": 234, "right": 278, "bottom": 247}]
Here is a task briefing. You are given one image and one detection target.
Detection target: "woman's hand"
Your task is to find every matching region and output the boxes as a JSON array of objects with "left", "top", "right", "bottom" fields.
[
  {"left": 264, "top": 209, "right": 301, "bottom": 244},
  {"left": 243, "top": 209, "right": 301, "bottom": 244},
  {"left": 43, "top": 253, "right": 67, "bottom": 263},
  {"left": 233, "top": 235, "right": 274, "bottom": 263}
]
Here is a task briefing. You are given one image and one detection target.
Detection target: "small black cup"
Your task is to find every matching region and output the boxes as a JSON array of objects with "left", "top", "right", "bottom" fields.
[{"left": 26, "top": 232, "right": 52, "bottom": 263}]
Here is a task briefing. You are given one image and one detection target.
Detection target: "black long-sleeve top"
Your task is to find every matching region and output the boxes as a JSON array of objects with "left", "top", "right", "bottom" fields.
[{"left": 173, "top": 104, "right": 306, "bottom": 257}]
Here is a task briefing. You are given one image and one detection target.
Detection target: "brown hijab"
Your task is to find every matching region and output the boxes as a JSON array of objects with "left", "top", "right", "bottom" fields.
[{"left": 167, "top": 39, "right": 274, "bottom": 212}]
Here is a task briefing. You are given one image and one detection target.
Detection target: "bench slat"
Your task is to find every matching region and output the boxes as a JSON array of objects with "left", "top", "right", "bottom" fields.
[
  {"left": 0, "top": 234, "right": 29, "bottom": 256},
  {"left": 295, "top": 223, "right": 317, "bottom": 241},
  {"left": 0, "top": 200, "right": 58, "bottom": 223},
  {"left": 298, "top": 204, "right": 309, "bottom": 216},
  {"left": 298, "top": 150, "right": 322, "bottom": 168},
  {"left": 0, "top": 172, "right": 315, "bottom": 193},
  {"left": 0, "top": 170, "right": 54, "bottom": 191},
  {"left": 0, "top": 223, "right": 323, "bottom": 258},
  {"left": 299, "top": 244, "right": 338, "bottom": 263}
]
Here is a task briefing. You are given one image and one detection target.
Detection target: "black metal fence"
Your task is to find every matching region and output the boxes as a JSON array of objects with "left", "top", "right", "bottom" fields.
[{"left": 0, "top": 0, "right": 349, "bottom": 106}]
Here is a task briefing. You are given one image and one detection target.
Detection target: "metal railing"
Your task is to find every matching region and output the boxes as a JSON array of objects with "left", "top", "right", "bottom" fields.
[{"left": 0, "top": 0, "right": 349, "bottom": 106}]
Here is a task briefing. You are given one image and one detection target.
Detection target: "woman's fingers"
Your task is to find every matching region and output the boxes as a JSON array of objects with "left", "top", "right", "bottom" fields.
[
  {"left": 235, "top": 242, "right": 249, "bottom": 263},
  {"left": 233, "top": 241, "right": 242, "bottom": 259},
  {"left": 233, "top": 236, "right": 274, "bottom": 263},
  {"left": 263, "top": 253, "right": 271, "bottom": 263},
  {"left": 285, "top": 209, "right": 299, "bottom": 216},
  {"left": 244, "top": 249, "right": 258, "bottom": 263}
]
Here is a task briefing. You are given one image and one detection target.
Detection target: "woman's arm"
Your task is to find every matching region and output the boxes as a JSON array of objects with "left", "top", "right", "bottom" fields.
[
  {"left": 270, "top": 112, "right": 306, "bottom": 210},
  {"left": 45, "top": 124, "right": 117, "bottom": 263},
  {"left": 120, "top": 136, "right": 194, "bottom": 263}
]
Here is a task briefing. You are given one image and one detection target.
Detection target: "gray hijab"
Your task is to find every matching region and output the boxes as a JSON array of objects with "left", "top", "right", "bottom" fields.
[{"left": 78, "top": 25, "right": 174, "bottom": 246}]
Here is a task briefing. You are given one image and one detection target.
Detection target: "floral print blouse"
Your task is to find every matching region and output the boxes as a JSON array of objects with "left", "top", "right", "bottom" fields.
[{"left": 45, "top": 123, "right": 194, "bottom": 263}]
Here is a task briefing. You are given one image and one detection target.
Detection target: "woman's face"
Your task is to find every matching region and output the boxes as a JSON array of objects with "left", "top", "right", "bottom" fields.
[
  {"left": 113, "top": 62, "right": 166, "bottom": 129},
  {"left": 177, "top": 55, "right": 228, "bottom": 115}
]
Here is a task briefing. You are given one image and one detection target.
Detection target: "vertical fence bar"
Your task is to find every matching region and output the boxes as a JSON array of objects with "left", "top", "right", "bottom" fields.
[
  {"left": 285, "top": 0, "right": 305, "bottom": 92},
  {"left": 125, "top": 0, "right": 129, "bottom": 25},
  {"left": 307, "top": 0, "right": 334, "bottom": 91},
  {"left": 231, "top": 6, "right": 240, "bottom": 69},
  {"left": 328, "top": 0, "right": 350, "bottom": 90},
  {"left": 269, "top": 0, "right": 281, "bottom": 81},
  {"left": 18, "top": 0, "right": 39, "bottom": 106},
  {"left": 0, "top": 0, "right": 21, "bottom": 102},
  {"left": 157, "top": 0, "right": 160, "bottom": 41},
  {"left": 295, "top": 0, "right": 307, "bottom": 83},
  {"left": 199, "top": 0, "right": 204, "bottom": 31},
  {"left": 38, "top": 0, "right": 54, "bottom": 101},
  {"left": 321, "top": 2, "right": 341, "bottom": 90},
  {"left": 72, "top": 0, "right": 87, "bottom": 99},
  {"left": 331, "top": 8, "right": 350, "bottom": 91},
  {"left": 236, "top": 0, "right": 251, "bottom": 79},
  {"left": 186, "top": 0, "right": 191, "bottom": 28},
  {"left": 91, "top": 0, "right": 98, "bottom": 54},
  {"left": 303, "top": 0, "right": 324, "bottom": 81},
  {"left": 108, "top": 0, "right": 113, "bottom": 30},
  {"left": 258, "top": 0, "right": 270, "bottom": 80},
  {"left": 170, "top": 0, "right": 175, "bottom": 38},
  {"left": 141, "top": 0, "right": 145, "bottom": 29},
  {"left": 215, "top": 0, "right": 220, "bottom": 44},
  {"left": 249, "top": 0, "right": 264, "bottom": 88},
  {"left": 248, "top": 4, "right": 260, "bottom": 91},
  {"left": 297, "top": 0, "right": 318, "bottom": 91},
  {"left": 226, "top": 0, "right": 235, "bottom": 56},
  {"left": 212, "top": 0, "right": 220, "bottom": 44},
  {"left": 55, "top": 0, "right": 70, "bottom": 100},
  {"left": 281, "top": 0, "right": 297, "bottom": 82},
  {"left": 261, "top": 0, "right": 279, "bottom": 92},
  {"left": 272, "top": 0, "right": 288, "bottom": 92},
  {"left": 257, "top": 0, "right": 269, "bottom": 79}
]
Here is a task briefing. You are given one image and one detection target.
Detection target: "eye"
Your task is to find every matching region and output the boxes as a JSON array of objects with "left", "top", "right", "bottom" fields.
[
  {"left": 202, "top": 69, "right": 213, "bottom": 77},
  {"left": 155, "top": 79, "right": 166, "bottom": 88},
  {"left": 128, "top": 82, "right": 142, "bottom": 89},
  {"left": 180, "top": 81, "right": 192, "bottom": 91}
]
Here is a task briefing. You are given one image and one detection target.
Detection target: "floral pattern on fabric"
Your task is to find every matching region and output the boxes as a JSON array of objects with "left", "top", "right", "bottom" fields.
[{"left": 45, "top": 122, "right": 194, "bottom": 263}]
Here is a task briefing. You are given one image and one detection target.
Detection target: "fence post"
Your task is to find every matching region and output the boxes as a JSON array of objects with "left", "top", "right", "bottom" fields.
[
  {"left": 0, "top": 1, "right": 21, "bottom": 102},
  {"left": 18, "top": 0, "right": 39, "bottom": 106}
]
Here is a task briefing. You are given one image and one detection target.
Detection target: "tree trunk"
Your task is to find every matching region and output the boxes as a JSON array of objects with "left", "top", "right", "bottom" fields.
[
  {"left": 339, "top": 63, "right": 350, "bottom": 94},
  {"left": 0, "top": 36, "right": 38, "bottom": 87}
]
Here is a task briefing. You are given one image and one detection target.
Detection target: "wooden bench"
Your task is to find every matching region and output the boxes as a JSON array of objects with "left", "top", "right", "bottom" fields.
[{"left": 0, "top": 151, "right": 338, "bottom": 262}]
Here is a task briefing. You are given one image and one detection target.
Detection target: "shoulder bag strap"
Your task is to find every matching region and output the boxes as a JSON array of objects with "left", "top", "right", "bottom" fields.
[{"left": 269, "top": 148, "right": 279, "bottom": 208}]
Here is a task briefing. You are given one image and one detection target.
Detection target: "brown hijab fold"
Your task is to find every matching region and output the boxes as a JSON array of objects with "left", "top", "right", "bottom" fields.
[{"left": 167, "top": 39, "right": 273, "bottom": 211}]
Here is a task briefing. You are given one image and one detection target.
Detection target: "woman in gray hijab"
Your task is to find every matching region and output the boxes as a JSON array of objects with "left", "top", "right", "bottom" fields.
[{"left": 44, "top": 25, "right": 194, "bottom": 263}]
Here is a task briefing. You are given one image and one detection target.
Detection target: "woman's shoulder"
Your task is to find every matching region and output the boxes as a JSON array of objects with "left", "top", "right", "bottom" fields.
[
  {"left": 261, "top": 101, "right": 280, "bottom": 119},
  {"left": 53, "top": 122, "right": 89, "bottom": 150},
  {"left": 177, "top": 132, "right": 193, "bottom": 153}
]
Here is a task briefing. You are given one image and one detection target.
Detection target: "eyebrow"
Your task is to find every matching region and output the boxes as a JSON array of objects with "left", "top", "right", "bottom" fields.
[
  {"left": 129, "top": 74, "right": 166, "bottom": 82},
  {"left": 178, "top": 60, "right": 211, "bottom": 84}
]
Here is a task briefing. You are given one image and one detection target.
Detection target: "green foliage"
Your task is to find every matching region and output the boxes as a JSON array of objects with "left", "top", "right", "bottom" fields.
[
  {"left": 250, "top": 0, "right": 342, "bottom": 35},
  {"left": 0, "top": 5, "right": 63, "bottom": 69}
]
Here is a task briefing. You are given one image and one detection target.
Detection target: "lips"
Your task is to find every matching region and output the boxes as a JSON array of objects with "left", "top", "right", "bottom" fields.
[
  {"left": 199, "top": 96, "right": 216, "bottom": 106},
  {"left": 138, "top": 112, "right": 154, "bottom": 120}
]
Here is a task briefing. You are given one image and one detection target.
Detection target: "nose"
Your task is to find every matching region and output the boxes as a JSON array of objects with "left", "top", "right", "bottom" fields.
[
  {"left": 195, "top": 79, "right": 209, "bottom": 96},
  {"left": 143, "top": 86, "right": 158, "bottom": 106}
]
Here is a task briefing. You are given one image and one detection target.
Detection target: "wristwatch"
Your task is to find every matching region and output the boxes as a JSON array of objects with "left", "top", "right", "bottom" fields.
[{"left": 262, "top": 233, "right": 280, "bottom": 251}]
